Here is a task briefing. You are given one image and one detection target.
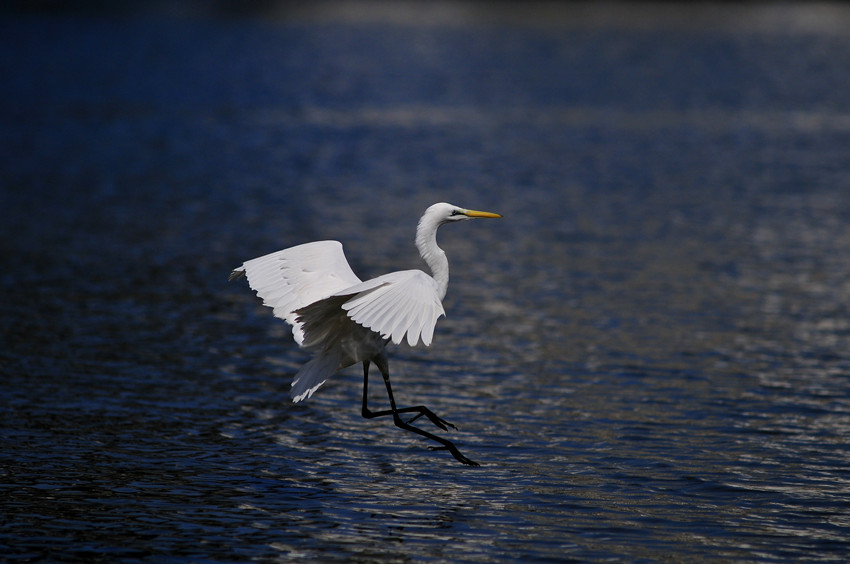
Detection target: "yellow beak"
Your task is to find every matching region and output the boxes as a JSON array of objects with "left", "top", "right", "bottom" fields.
[{"left": 463, "top": 209, "right": 502, "bottom": 218}]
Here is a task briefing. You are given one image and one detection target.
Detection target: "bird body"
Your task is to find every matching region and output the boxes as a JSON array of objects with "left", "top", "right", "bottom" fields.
[{"left": 230, "top": 202, "right": 501, "bottom": 464}]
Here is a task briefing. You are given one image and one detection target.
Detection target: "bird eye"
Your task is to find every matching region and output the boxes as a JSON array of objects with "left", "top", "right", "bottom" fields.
[{"left": 450, "top": 210, "right": 462, "bottom": 216}]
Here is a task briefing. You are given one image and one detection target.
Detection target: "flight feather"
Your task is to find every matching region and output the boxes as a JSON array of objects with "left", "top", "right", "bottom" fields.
[{"left": 230, "top": 240, "right": 362, "bottom": 344}]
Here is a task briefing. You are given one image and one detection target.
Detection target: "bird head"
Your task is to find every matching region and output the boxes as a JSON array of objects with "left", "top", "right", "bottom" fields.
[{"left": 429, "top": 202, "right": 502, "bottom": 224}]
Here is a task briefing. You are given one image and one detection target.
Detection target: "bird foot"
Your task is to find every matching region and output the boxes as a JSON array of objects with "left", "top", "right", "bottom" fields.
[
  {"left": 428, "top": 444, "right": 480, "bottom": 467},
  {"left": 363, "top": 405, "right": 457, "bottom": 431},
  {"left": 405, "top": 409, "right": 457, "bottom": 431}
]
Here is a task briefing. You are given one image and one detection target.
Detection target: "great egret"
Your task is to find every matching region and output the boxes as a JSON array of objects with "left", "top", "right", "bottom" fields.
[{"left": 230, "top": 202, "right": 501, "bottom": 465}]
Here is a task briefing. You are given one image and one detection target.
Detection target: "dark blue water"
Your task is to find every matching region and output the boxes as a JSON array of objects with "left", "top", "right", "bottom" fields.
[{"left": 3, "top": 3, "right": 850, "bottom": 561}]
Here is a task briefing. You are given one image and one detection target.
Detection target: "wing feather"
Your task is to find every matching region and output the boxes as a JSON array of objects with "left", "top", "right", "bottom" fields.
[
  {"left": 231, "top": 241, "right": 362, "bottom": 345},
  {"left": 404, "top": 307, "right": 423, "bottom": 347},
  {"left": 420, "top": 306, "right": 439, "bottom": 346},
  {"left": 338, "top": 270, "right": 445, "bottom": 347},
  {"left": 362, "top": 301, "right": 396, "bottom": 332},
  {"left": 389, "top": 299, "right": 419, "bottom": 344}
]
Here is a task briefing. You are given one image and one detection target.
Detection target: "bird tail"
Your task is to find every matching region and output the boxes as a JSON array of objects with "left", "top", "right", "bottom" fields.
[{"left": 291, "top": 350, "right": 341, "bottom": 403}]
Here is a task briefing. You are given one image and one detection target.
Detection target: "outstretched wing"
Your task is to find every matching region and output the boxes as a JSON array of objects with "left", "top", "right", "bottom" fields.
[
  {"left": 337, "top": 270, "right": 445, "bottom": 347},
  {"left": 230, "top": 241, "right": 362, "bottom": 345}
]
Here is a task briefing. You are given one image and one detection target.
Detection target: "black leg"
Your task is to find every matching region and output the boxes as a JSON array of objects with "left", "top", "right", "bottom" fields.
[
  {"left": 361, "top": 360, "right": 457, "bottom": 431},
  {"left": 361, "top": 355, "right": 479, "bottom": 467}
]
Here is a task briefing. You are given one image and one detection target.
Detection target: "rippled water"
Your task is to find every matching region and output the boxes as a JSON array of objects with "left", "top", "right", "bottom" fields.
[{"left": 3, "top": 2, "right": 850, "bottom": 562}]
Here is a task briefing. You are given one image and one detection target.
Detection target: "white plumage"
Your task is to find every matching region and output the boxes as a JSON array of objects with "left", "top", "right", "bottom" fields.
[
  {"left": 339, "top": 270, "right": 444, "bottom": 347},
  {"left": 230, "top": 202, "right": 501, "bottom": 465},
  {"left": 230, "top": 241, "right": 361, "bottom": 346}
]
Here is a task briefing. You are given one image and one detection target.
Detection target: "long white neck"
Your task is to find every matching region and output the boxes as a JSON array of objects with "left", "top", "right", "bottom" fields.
[{"left": 416, "top": 212, "right": 449, "bottom": 301}]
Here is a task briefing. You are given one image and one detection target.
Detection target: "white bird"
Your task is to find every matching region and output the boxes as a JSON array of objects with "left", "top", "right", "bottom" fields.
[{"left": 230, "top": 202, "right": 501, "bottom": 465}]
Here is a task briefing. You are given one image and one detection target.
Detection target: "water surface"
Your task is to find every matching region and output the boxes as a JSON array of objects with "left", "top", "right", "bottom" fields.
[{"left": 2, "top": 3, "right": 850, "bottom": 562}]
